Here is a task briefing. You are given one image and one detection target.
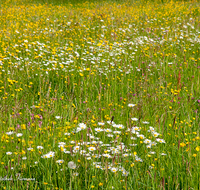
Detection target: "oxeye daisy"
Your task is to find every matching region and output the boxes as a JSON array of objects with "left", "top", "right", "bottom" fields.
[
  {"left": 64, "top": 150, "right": 71, "bottom": 154},
  {"left": 123, "top": 153, "right": 130, "bottom": 157},
  {"left": 98, "top": 122, "right": 105, "bottom": 126},
  {"left": 152, "top": 132, "right": 160, "bottom": 137},
  {"left": 137, "top": 134, "right": 145, "bottom": 139},
  {"left": 114, "top": 124, "right": 124, "bottom": 129},
  {"left": 102, "top": 153, "right": 112, "bottom": 158},
  {"left": 113, "top": 131, "right": 121, "bottom": 134},
  {"left": 73, "top": 146, "right": 80, "bottom": 151},
  {"left": 107, "top": 121, "right": 115, "bottom": 125},
  {"left": 95, "top": 165, "right": 102, "bottom": 169},
  {"left": 41, "top": 151, "right": 55, "bottom": 158},
  {"left": 122, "top": 170, "right": 129, "bottom": 176},
  {"left": 78, "top": 123, "right": 87, "bottom": 130},
  {"left": 94, "top": 127, "right": 103, "bottom": 132},
  {"left": 131, "top": 118, "right": 138, "bottom": 121},
  {"left": 107, "top": 134, "right": 114, "bottom": 137},
  {"left": 16, "top": 133, "right": 23, "bottom": 137},
  {"left": 156, "top": 138, "right": 166, "bottom": 143},
  {"left": 130, "top": 137, "right": 137, "bottom": 140},
  {"left": 73, "top": 172, "right": 79, "bottom": 176},
  {"left": 149, "top": 126, "right": 155, "bottom": 131},
  {"left": 37, "top": 146, "right": 44, "bottom": 149},
  {"left": 88, "top": 147, "right": 96, "bottom": 151},
  {"left": 56, "top": 160, "right": 64, "bottom": 164},
  {"left": 58, "top": 142, "right": 66, "bottom": 148},
  {"left": 75, "top": 127, "right": 82, "bottom": 133},
  {"left": 128, "top": 104, "right": 135, "bottom": 107},
  {"left": 129, "top": 144, "right": 137, "bottom": 146},
  {"left": 110, "top": 167, "right": 118, "bottom": 173},
  {"left": 144, "top": 139, "right": 151, "bottom": 144},
  {"left": 146, "top": 144, "right": 152, "bottom": 149},
  {"left": 104, "top": 128, "right": 112, "bottom": 132},
  {"left": 6, "top": 131, "right": 14, "bottom": 135},
  {"left": 80, "top": 150, "right": 86, "bottom": 154}
]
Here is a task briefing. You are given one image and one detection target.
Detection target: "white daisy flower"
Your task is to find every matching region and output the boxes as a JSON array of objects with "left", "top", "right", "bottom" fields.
[
  {"left": 104, "top": 128, "right": 112, "bottom": 133},
  {"left": 78, "top": 123, "right": 87, "bottom": 130},
  {"left": 56, "top": 160, "right": 64, "bottom": 164},
  {"left": 107, "top": 134, "right": 114, "bottom": 137},
  {"left": 110, "top": 167, "right": 118, "bottom": 173},
  {"left": 80, "top": 150, "right": 86, "bottom": 154},
  {"left": 113, "top": 131, "right": 121, "bottom": 134},
  {"left": 156, "top": 138, "right": 166, "bottom": 143},
  {"left": 123, "top": 153, "right": 130, "bottom": 157},
  {"left": 130, "top": 137, "right": 137, "bottom": 140},
  {"left": 107, "top": 121, "right": 115, "bottom": 125},
  {"left": 149, "top": 127, "right": 155, "bottom": 131},
  {"left": 37, "top": 146, "right": 44, "bottom": 149},
  {"left": 98, "top": 122, "right": 105, "bottom": 126},
  {"left": 16, "top": 133, "right": 23, "bottom": 137},
  {"left": 144, "top": 139, "right": 151, "bottom": 144},
  {"left": 73, "top": 146, "right": 80, "bottom": 151},
  {"left": 152, "top": 132, "right": 160, "bottom": 137},
  {"left": 122, "top": 170, "right": 129, "bottom": 176},
  {"left": 102, "top": 153, "right": 112, "bottom": 158},
  {"left": 95, "top": 165, "right": 101, "bottom": 169},
  {"left": 58, "top": 142, "right": 66, "bottom": 146},
  {"left": 131, "top": 118, "right": 138, "bottom": 121},
  {"left": 137, "top": 134, "right": 145, "bottom": 139},
  {"left": 128, "top": 104, "right": 135, "bottom": 107},
  {"left": 129, "top": 144, "right": 137, "bottom": 146},
  {"left": 88, "top": 147, "right": 96, "bottom": 151},
  {"left": 41, "top": 151, "right": 55, "bottom": 158},
  {"left": 146, "top": 144, "right": 152, "bottom": 149},
  {"left": 95, "top": 128, "right": 104, "bottom": 132},
  {"left": 116, "top": 124, "right": 124, "bottom": 129},
  {"left": 142, "top": 121, "right": 149, "bottom": 124},
  {"left": 6, "top": 131, "right": 14, "bottom": 135},
  {"left": 64, "top": 150, "right": 71, "bottom": 154},
  {"left": 73, "top": 172, "right": 79, "bottom": 176}
]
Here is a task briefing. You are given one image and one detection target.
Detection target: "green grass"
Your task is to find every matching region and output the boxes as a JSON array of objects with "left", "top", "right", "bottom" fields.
[{"left": 0, "top": 0, "right": 199, "bottom": 189}]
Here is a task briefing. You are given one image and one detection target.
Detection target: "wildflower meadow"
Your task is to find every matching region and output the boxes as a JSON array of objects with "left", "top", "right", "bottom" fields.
[{"left": 0, "top": 0, "right": 199, "bottom": 189}]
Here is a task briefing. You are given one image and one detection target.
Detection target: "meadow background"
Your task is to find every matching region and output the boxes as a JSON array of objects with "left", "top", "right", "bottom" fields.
[{"left": 0, "top": 0, "right": 199, "bottom": 189}]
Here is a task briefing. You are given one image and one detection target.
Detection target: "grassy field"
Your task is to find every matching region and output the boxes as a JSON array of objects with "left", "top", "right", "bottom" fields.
[{"left": 0, "top": 0, "right": 199, "bottom": 189}]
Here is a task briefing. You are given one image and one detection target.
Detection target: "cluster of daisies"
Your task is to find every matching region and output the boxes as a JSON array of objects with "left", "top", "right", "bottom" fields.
[
  {"left": 5, "top": 104, "right": 166, "bottom": 176},
  {"left": 43, "top": 105, "right": 165, "bottom": 175}
]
